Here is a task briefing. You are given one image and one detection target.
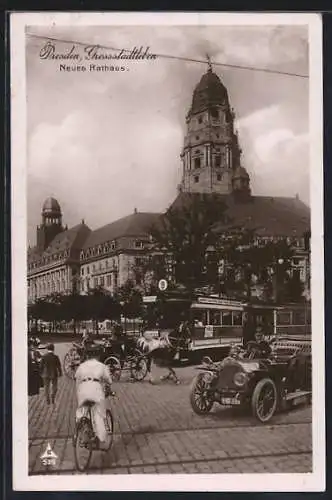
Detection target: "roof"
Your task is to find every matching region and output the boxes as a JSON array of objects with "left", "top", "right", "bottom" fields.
[
  {"left": 170, "top": 192, "right": 310, "bottom": 237},
  {"left": 190, "top": 68, "right": 228, "bottom": 115},
  {"left": 42, "top": 197, "right": 61, "bottom": 214},
  {"left": 82, "top": 212, "right": 162, "bottom": 249},
  {"left": 28, "top": 222, "right": 91, "bottom": 263},
  {"left": 233, "top": 166, "right": 250, "bottom": 179}
]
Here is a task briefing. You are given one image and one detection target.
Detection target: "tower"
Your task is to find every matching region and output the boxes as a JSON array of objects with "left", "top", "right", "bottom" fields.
[
  {"left": 180, "top": 62, "right": 242, "bottom": 194},
  {"left": 37, "top": 197, "right": 64, "bottom": 251}
]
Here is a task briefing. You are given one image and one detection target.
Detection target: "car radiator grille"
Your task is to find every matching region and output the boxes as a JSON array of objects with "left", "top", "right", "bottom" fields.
[{"left": 216, "top": 366, "right": 240, "bottom": 390}]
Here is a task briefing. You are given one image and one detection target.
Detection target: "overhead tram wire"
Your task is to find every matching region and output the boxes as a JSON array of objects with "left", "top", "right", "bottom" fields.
[{"left": 26, "top": 32, "right": 309, "bottom": 79}]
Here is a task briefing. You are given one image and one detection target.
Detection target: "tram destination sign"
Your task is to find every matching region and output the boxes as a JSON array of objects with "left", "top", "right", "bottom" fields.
[{"left": 197, "top": 296, "right": 243, "bottom": 307}]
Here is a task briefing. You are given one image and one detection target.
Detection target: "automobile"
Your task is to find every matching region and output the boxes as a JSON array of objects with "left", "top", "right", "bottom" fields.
[{"left": 189, "top": 338, "right": 311, "bottom": 423}]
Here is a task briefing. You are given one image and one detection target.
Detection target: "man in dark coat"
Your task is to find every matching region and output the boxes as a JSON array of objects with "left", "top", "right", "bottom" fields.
[{"left": 40, "top": 343, "right": 62, "bottom": 405}]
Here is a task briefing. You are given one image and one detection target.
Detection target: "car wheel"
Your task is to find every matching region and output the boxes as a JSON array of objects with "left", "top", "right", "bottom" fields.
[
  {"left": 251, "top": 377, "right": 277, "bottom": 423},
  {"left": 190, "top": 372, "right": 214, "bottom": 415}
]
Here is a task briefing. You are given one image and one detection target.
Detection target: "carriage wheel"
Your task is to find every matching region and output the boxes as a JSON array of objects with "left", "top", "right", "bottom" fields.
[
  {"left": 190, "top": 373, "right": 214, "bottom": 415},
  {"left": 73, "top": 417, "right": 93, "bottom": 472},
  {"left": 130, "top": 353, "right": 148, "bottom": 382},
  {"left": 63, "top": 349, "right": 81, "bottom": 379},
  {"left": 104, "top": 356, "right": 121, "bottom": 381}
]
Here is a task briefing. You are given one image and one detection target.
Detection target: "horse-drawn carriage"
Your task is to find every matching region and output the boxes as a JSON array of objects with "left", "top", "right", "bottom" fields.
[{"left": 63, "top": 335, "right": 148, "bottom": 382}]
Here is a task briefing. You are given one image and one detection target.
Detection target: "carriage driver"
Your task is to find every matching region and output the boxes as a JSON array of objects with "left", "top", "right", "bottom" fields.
[{"left": 75, "top": 355, "right": 114, "bottom": 449}]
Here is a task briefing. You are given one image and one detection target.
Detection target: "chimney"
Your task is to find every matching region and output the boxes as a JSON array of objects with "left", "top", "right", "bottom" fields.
[{"left": 134, "top": 208, "right": 138, "bottom": 214}]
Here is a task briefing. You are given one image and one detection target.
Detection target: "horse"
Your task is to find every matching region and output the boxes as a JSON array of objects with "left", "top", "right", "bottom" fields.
[{"left": 136, "top": 330, "right": 184, "bottom": 384}]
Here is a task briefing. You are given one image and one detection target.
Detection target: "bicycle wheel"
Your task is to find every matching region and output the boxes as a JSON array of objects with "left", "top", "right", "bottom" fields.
[
  {"left": 104, "top": 356, "right": 121, "bottom": 381},
  {"left": 104, "top": 409, "right": 114, "bottom": 451},
  {"left": 74, "top": 417, "right": 94, "bottom": 472}
]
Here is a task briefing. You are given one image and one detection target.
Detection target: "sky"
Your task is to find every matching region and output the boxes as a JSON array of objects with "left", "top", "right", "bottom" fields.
[{"left": 26, "top": 24, "right": 309, "bottom": 246}]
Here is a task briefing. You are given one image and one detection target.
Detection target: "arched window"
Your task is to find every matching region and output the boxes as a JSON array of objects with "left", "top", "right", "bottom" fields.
[{"left": 194, "top": 157, "right": 201, "bottom": 169}]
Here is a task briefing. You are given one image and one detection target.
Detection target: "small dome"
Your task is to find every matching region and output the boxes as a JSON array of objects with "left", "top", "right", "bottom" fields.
[
  {"left": 190, "top": 68, "right": 228, "bottom": 115},
  {"left": 233, "top": 166, "right": 250, "bottom": 180},
  {"left": 42, "top": 197, "right": 61, "bottom": 214}
]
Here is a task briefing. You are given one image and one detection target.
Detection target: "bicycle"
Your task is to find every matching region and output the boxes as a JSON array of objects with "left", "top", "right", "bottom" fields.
[{"left": 73, "top": 390, "right": 116, "bottom": 472}]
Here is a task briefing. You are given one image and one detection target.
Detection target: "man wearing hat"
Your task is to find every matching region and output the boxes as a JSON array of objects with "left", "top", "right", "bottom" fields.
[{"left": 40, "top": 343, "right": 62, "bottom": 405}]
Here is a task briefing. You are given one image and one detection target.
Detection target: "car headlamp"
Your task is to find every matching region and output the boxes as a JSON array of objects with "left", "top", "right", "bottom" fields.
[{"left": 233, "top": 371, "right": 248, "bottom": 387}]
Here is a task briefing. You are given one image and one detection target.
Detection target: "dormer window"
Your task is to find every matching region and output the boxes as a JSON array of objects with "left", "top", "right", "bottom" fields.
[
  {"left": 135, "top": 240, "right": 144, "bottom": 249},
  {"left": 110, "top": 241, "right": 116, "bottom": 250}
]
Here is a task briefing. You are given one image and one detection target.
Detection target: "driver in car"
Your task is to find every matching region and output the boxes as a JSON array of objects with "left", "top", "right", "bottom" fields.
[{"left": 247, "top": 326, "right": 272, "bottom": 358}]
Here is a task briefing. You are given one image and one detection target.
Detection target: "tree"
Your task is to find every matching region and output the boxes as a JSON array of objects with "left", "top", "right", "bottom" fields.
[
  {"left": 85, "top": 287, "right": 122, "bottom": 334},
  {"left": 114, "top": 280, "right": 143, "bottom": 318},
  {"left": 219, "top": 230, "right": 295, "bottom": 301},
  {"left": 148, "top": 193, "right": 227, "bottom": 290}
]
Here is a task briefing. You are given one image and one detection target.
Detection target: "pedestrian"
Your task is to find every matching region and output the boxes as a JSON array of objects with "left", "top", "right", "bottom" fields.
[
  {"left": 75, "top": 356, "right": 114, "bottom": 450},
  {"left": 40, "top": 343, "right": 62, "bottom": 405}
]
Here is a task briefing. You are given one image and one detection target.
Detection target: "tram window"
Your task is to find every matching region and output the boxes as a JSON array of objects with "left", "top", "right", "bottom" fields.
[
  {"left": 192, "top": 310, "right": 207, "bottom": 326},
  {"left": 210, "top": 311, "right": 221, "bottom": 326},
  {"left": 277, "top": 311, "right": 291, "bottom": 325},
  {"left": 232, "top": 311, "right": 243, "bottom": 326},
  {"left": 293, "top": 310, "right": 305, "bottom": 325},
  {"left": 222, "top": 311, "right": 232, "bottom": 326}
]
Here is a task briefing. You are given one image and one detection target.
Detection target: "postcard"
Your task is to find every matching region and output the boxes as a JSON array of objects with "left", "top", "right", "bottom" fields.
[{"left": 10, "top": 11, "right": 325, "bottom": 491}]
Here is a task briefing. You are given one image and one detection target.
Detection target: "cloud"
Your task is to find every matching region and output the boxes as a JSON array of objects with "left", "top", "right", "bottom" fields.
[{"left": 26, "top": 24, "right": 309, "bottom": 244}]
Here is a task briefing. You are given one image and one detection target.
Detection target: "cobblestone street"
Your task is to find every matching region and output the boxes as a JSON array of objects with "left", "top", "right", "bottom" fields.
[{"left": 29, "top": 342, "right": 312, "bottom": 475}]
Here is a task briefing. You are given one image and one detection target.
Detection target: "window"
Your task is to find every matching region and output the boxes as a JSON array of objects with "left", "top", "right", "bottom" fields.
[
  {"left": 217, "top": 174, "right": 222, "bottom": 181},
  {"left": 277, "top": 311, "right": 291, "bottom": 325},
  {"left": 215, "top": 155, "right": 221, "bottom": 167},
  {"left": 195, "top": 135, "right": 199, "bottom": 140},
  {"left": 222, "top": 311, "right": 232, "bottom": 326},
  {"left": 87, "top": 266, "right": 90, "bottom": 274},
  {"left": 100, "top": 276, "right": 104, "bottom": 287},
  {"left": 192, "top": 310, "right": 207, "bottom": 326},
  {"left": 194, "top": 176, "right": 199, "bottom": 183},
  {"left": 194, "top": 157, "right": 201, "bottom": 169},
  {"left": 106, "top": 275, "right": 112, "bottom": 286},
  {"left": 198, "top": 116, "right": 203, "bottom": 124},
  {"left": 233, "top": 311, "right": 243, "bottom": 326},
  {"left": 216, "top": 134, "right": 220, "bottom": 139},
  {"left": 210, "top": 107, "right": 219, "bottom": 119},
  {"left": 135, "top": 240, "right": 144, "bottom": 249},
  {"left": 293, "top": 310, "right": 305, "bottom": 325},
  {"left": 210, "top": 311, "right": 221, "bottom": 326}
]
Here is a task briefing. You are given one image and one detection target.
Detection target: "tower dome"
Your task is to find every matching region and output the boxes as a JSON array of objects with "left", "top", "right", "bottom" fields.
[
  {"left": 190, "top": 67, "right": 229, "bottom": 115},
  {"left": 42, "top": 197, "right": 61, "bottom": 215}
]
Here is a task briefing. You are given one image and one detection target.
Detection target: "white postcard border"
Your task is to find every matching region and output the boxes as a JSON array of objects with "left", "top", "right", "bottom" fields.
[{"left": 10, "top": 11, "right": 325, "bottom": 492}]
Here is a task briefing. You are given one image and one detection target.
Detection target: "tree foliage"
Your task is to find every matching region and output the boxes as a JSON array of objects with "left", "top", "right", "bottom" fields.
[
  {"left": 148, "top": 194, "right": 227, "bottom": 289},
  {"left": 114, "top": 280, "right": 143, "bottom": 318}
]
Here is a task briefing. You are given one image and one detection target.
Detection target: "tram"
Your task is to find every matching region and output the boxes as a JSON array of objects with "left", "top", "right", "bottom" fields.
[{"left": 141, "top": 290, "right": 311, "bottom": 362}]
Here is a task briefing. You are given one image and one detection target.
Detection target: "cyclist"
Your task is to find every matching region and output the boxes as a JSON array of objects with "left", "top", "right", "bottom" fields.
[{"left": 75, "top": 355, "right": 114, "bottom": 450}]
